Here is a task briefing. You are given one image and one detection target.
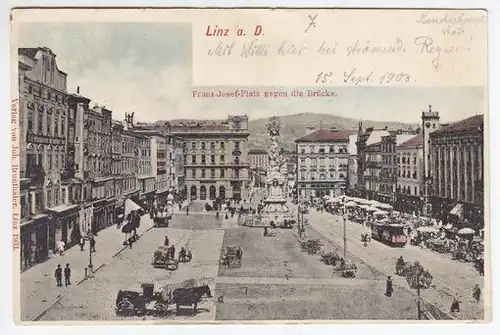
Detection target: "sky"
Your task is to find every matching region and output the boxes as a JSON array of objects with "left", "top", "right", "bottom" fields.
[{"left": 17, "top": 22, "right": 486, "bottom": 124}]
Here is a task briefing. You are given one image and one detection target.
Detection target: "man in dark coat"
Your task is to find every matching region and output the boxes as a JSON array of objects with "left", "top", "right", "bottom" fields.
[
  {"left": 170, "top": 245, "right": 176, "bottom": 260},
  {"left": 164, "top": 236, "right": 169, "bottom": 247},
  {"left": 64, "top": 263, "right": 71, "bottom": 286},
  {"left": 186, "top": 205, "right": 189, "bottom": 216},
  {"left": 55, "top": 264, "right": 63, "bottom": 287},
  {"left": 90, "top": 237, "right": 96, "bottom": 253},
  {"left": 385, "top": 276, "right": 393, "bottom": 297}
]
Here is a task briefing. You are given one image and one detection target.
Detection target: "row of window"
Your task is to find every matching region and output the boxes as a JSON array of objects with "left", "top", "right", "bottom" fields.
[
  {"left": 298, "top": 145, "right": 348, "bottom": 154},
  {"left": 189, "top": 140, "right": 240, "bottom": 151},
  {"left": 299, "top": 171, "right": 346, "bottom": 180},
  {"left": 187, "top": 154, "right": 233, "bottom": 165},
  {"left": 187, "top": 168, "right": 245, "bottom": 179},
  {"left": 300, "top": 157, "right": 348, "bottom": 167},
  {"left": 28, "top": 84, "right": 67, "bottom": 106},
  {"left": 27, "top": 110, "right": 66, "bottom": 137},
  {"left": 26, "top": 152, "right": 65, "bottom": 172}
]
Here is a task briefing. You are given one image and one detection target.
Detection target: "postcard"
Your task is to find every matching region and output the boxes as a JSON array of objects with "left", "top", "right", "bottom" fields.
[{"left": 9, "top": 8, "right": 489, "bottom": 324}]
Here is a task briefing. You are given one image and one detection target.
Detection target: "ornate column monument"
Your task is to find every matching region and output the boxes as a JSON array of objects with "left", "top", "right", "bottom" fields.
[{"left": 259, "top": 117, "right": 294, "bottom": 227}]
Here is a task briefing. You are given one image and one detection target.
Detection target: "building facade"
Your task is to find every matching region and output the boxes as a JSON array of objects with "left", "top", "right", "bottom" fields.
[
  {"left": 364, "top": 141, "right": 382, "bottom": 200},
  {"left": 248, "top": 149, "right": 269, "bottom": 187},
  {"left": 135, "top": 134, "right": 156, "bottom": 210},
  {"left": 295, "top": 128, "right": 353, "bottom": 199},
  {"left": 112, "top": 120, "right": 125, "bottom": 218},
  {"left": 356, "top": 124, "right": 391, "bottom": 198},
  {"left": 396, "top": 134, "right": 424, "bottom": 215},
  {"left": 170, "top": 115, "right": 250, "bottom": 202},
  {"left": 429, "top": 114, "right": 484, "bottom": 228},
  {"left": 347, "top": 134, "right": 358, "bottom": 194},
  {"left": 18, "top": 47, "right": 73, "bottom": 269},
  {"left": 171, "top": 136, "right": 185, "bottom": 199}
]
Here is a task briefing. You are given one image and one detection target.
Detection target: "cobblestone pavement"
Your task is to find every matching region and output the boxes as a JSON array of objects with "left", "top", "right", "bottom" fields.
[
  {"left": 38, "top": 214, "right": 223, "bottom": 322},
  {"left": 307, "top": 209, "right": 485, "bottom": 320},
  {"left": 20, "top": 215, "right": 155, "bottom": 322}
]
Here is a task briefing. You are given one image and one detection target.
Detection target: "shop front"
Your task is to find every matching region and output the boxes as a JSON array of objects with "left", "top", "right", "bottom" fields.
[
  {"left": 47, "top": 204, "right": 80, "bottom": 250},
  {"left": 20, "top": 214, "right": 49, "bottom": 272},
  {"left": 139, "top": 191, "right": 156, "bottom": 212},
  {"left": 155, "top": 189, "right": 168, "bottom": 208},
  {"left": 92, "top": 199, "right": 106, "bottom": 235},
  {"left": 105, "top": 198, "right": 116, "bottom": 227}
]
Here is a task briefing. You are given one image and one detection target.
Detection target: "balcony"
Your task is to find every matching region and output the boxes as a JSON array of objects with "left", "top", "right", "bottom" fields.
[{"left": 232, "top": 149, "right": 242, "bottom": 156}]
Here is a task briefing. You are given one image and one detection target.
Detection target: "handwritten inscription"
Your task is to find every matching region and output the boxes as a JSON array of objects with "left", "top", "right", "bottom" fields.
[
  {"left": 414, "top": 36, "right": 469, "bottom": 69},
  {"left": 315, "top": 69, "right": 412, "bottom": 86}
]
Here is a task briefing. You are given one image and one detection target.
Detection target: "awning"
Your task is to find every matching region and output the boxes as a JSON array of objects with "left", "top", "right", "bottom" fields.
[
  {"left": 47, "top": 204, "right": 79, "bottom": 214},
  {"left": 450, "top": 203, "right": 464, "bottom": 218},
  {"left": 124, "top": 199, "right": 141, "bottom": 216}
]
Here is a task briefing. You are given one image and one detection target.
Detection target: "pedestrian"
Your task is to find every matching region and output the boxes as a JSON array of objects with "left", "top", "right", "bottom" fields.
[
  {"left": 216, "top": 211, "right": 220, "bottom": 220},
  {"left": 179, "top": 202, "right": 182, "bottom": 211},
  {"left": 128, "top": 237, "right": 133, "bottom": 249},
  {"left": 170, "top": 245, "right": 176, "bottom": 260},
  {"left": 57, "top": 240, "right": 66, "bottom": 256},
  {"left": 450, "top": 296, "right": 460, "bottom": 313},
  {"left": 473, "top": 284, "right": 481, "bottom": 303},
  {"left": 55, "top": 264, "right": 63, "bottom": 287},
  {"left": 225, "top": 211, "right": 229, "bottom": 220},
  {"left": 164, "top": 236, "right": 169, "bottom": 247},
  {"left": 385, "top": 276, "right": 393, "bottom": 297},
  {"left": 79, "top": 237, "right": 85, "bottom": 251},
  {"left": 64, "top": 263, "right": 71, "bottom": 286},
  {"left": 186, "top": 205, "right": 189, "bottom": 216},
  {"left": 90, "top": 237, "right": 96, "bottom": 253}
]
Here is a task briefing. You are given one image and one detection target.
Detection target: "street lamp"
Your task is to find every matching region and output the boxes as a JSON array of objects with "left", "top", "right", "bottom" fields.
[
  {"left": 87, "top": 229, "right": 94, "bottom": 278},
  {"left": 342, "top": 192, "right": 347, "bottom": 259}
]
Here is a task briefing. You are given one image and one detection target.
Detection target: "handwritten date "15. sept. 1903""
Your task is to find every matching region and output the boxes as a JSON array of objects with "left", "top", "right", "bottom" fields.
[{"left": 316, "top": 68, "right": 412, "bottom": 85}]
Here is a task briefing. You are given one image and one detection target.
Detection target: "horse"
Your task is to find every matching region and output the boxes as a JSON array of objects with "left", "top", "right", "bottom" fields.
[{"left": 171, "top": 285, "right": 212, "bottom": 315}]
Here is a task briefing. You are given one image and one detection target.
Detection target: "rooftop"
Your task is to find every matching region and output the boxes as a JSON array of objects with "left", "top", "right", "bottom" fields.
[
  {"left": 431, "top": 114, "right": 484, "bottom": 136},
  {"left": 396, "top": 134, "right": 423, "bottom": 150},
  {"left": 249, "top": 149, "right": 268, "bottom": 155},
  {"left": 295, "top": 129, "right": 355, "bottom": 143}
]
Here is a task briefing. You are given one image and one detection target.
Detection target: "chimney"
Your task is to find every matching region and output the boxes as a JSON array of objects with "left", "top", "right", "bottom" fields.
[
  {"left": 77, "top": 86, "right": 80, "bottom": 94},
  {"left": 305, "top": 126, "right": 316, "bottom": 135}
]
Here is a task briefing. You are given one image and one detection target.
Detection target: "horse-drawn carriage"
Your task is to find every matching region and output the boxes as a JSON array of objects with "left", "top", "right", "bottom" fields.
[
  {"left": 332, "top": 260, "right": 357, "bottom": 278},
  {"left": 320, "top": 250, "right": 341, "bottom": 266},
  {"left": 115, "top": 280, "right": 212, "bottom": 317},
  {"left": 220, "top": 245, "right": 242, "bottom": 268},
  {"left": 300, "top": 239, "right": 323, "bottom": 254},
  {"left": 152, "top": 246, "right": 179, "bottom": 270}
]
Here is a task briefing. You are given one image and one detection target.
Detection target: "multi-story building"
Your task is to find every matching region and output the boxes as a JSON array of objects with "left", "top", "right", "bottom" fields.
[
  {"left": 169, "top": 115, "right": 250, "bottom": 201},
  {"left": 85, "top": 105, "right": 114, "bottom": 233},
  {"left": 121, "top": 125, "right": 139, "bottom": 203},
  {"left": 379, "top": 132, "right": 417, "bottom": 204},
  {"left": 18, "top": 47, "right": 73, "bottom": 268},
  {"left": 429, "top": 114, "right": 484, "bottom": 228},
  {"left": 396, "top": 134, "right": 424, "bottom": 215},
  {"left": 364, "top": 140, "right": 382, "bottom": 200},
  {"left": 356, "top": 124, "right": 391, "bottom": 198},
  {"left": 421, "top": 106, "right": 441, "bottom": 215},
  {"left": 112, "top": 120, "right": 125, "bottom": 218},
  {"left": 248, "top": 149, "right": 269, "bottom": 187},
  {"left": 295, "top": 128, "right": 354, "bottom": 199},
  {"left": 132, "top": 124, "right": 169, "bottom": 207},
  {"left": 135, "top": 133, "right": 156, "bottom": 210}
]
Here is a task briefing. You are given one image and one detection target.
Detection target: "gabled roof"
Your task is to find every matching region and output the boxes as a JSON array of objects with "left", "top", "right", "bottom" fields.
[
  {"left": 431, "top": 114, "right": 484, "bottom": 135},
  {"left": 396, "top": 134, "right": 423, "bottom": 150},
  {"left": 295, "top": 129, "right": 355, "bottom": 143}
]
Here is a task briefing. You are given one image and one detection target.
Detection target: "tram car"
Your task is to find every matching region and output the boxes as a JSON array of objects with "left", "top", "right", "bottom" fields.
[{"left": 371, "top": 222, "right": 408, "bottom": 247}]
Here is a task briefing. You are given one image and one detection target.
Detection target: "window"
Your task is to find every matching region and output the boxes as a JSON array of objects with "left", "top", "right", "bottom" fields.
[
  {"left": 28, "top": 85, "right": 32, "bottom": 94},
  {"left": 48, "top": 154, "right": 52, "bottom": 170},
  {"left": 201, "top": 155, "right": 206, "bottom": 164},
  {"left": 201, "top": 169, "right": 206, "bottom": 178},
  {"left": 234, "top": 141, "right": 240, "bottom": 150},
  {"left": 220, "top": 141, "right": 225, "bottom": 149},
  {"left": 191, "top": 141, "right": 196, "bottom": 150},
  {"left": 191, "top": 155, "right": 197, "bottom": 164},
  {"left": 201, "top": 142, "right": 206, "bottom": 150},
  {"left": 211, "top": 168, "right": 215, "bottom": 178},
  {"left": 220, "top": 155, "right": 225, "bottom": 163},
  {"left": 54, "top": 115, "right": 59, "bottom": 135},
  {"left": 210, "top": 142, "right": 215, "bottom": 150},
  {"left": 191, "top": 168, "right": 196, "bottom": 178},
  {"left": 220, "top": 169, "right": 225, "bottom": 178},
  {"left": 301, "top": 148, "right": 305, "bottom": 154},
  {"left": 28, "top": 111, "right": 33, "bottom": 131},
  {"left": 48, "top": 92, "right": 51, "bottom": 100},
  {"left": 311, "top": 158, "right": 317, "bottom": 167},
  {"left": 319, "top": 157, "right": 325, "bottom": 167},
  {"left": 319, "top": 147, "right": 325, "bottom": 153},
  {"left": 300, "top": 158, "right": 305, "bottom": 166},
  {"left": 300, "top": 171, "right": 305, "bottom": 180},
  {"left": 211, "top": 155, "right": 215, "bottom": 164},
  {"left": 38, "top": 112, "right": 43, "bottom": 133},
  {"left": 46, "top": 115, "right": 51, "bottom": 134}
]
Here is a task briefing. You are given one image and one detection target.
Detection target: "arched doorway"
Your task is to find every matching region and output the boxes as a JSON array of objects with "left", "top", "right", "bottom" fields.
[
  {"left": 190, "top": 186, "right": 197, "bottom": 200},
  {"left": 209, "top": 185, "right": 216, "bottom": 200},
  {"left": 200, "top": 186, "right": 207, "bottom": 200},
  {"left": 219, "top": 186, "right": 226, "bottom": 200}
]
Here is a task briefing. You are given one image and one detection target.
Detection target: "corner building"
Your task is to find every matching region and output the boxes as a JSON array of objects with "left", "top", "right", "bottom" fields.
[{"left": 169, "top": 115, "right": 250, "bottom": 201}]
